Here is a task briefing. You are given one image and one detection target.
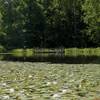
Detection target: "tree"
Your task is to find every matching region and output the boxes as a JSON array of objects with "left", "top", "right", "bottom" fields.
[
  {"left": 82, "top": 0, "right": 100, "bottom": 47},
  {"left": 0, "top": 0, "right": 99, "bottom": 49},
  {"left": 0, "top": 0, "right": 46, "bottom": 49},
  {"left": 43, "top": 0, "right": 84, "bottom": 47},
  {"left": 23, "top": 0, "right": 46, "bottom": 48},
  {"left": 0, "top": 0, "right": 25, "bottom": 49}
]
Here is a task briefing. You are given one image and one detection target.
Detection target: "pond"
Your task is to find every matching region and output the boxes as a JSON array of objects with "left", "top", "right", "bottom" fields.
[{"left": 0, "top": 53, "right": 100, "bottom": 64}]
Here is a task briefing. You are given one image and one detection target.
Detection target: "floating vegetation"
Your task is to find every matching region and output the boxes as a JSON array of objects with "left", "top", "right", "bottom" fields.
[{"left": 0, "top": 61, "right": 100, "bottom": 100}]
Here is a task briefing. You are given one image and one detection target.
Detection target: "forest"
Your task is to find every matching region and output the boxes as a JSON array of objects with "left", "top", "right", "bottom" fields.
[
  {"left": 0, "top": 0, "right": 100, "bottom": 50},
  {"left": 0, "top": 1, "right": 100, "bottom": 100}
]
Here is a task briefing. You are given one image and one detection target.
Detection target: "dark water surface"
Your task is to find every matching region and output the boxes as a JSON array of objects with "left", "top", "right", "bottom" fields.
[{"left": 1, "top": 53, "right": 100, "bottom": 64}]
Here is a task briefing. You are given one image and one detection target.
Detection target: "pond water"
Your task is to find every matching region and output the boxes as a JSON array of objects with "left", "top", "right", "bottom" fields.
[{"left": 0, "top": 53, "right": 100, "bottom": 64}]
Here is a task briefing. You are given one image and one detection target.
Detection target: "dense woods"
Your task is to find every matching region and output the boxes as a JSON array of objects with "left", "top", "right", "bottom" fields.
[{"left": 0, "top": 0, "right": 100, "bottom": 50}]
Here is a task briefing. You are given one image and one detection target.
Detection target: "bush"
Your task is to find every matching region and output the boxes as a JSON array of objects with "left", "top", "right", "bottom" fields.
[
  {"left": 26, "top": 49, "right": 33, "bottom": 57},
  {"left": 10, "top": 49, "right": 24, "bottom": 57},
  {"left": 0, "top": 45, "right": 5, "bottom": 53},
  {"left": 64, "top": 48, "right": 100, "bottom": 56}
]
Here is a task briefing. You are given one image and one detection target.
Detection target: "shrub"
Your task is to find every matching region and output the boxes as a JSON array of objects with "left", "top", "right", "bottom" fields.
[
  {"left": 11, "top": 49, "right": 24, "bottom": 57},
  {"left": 26, "top": 49, "right": 33, "bottom": 57},
  {"left": 0, "top": 45, "right": 5, "bottom": 53}
]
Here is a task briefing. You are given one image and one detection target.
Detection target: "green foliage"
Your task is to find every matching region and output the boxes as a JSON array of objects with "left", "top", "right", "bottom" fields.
[
  {"left": 10, "top": 48, "right": 34, "bottom": 58},
  {"left": 65, "top": 48, "right": 100, "bottom": 56},
  {"left": 0, "top": 0, "right": 99, "bottom": 48},
  {"left": 0, "top": 45, "right": 5, "bottom": 52},
  {"left": 82, "top": 0, "right": 100, "bottom": 46},
  {"left": 11, "top": 49, "right": 24, "bottom": 57},
  {"left": 9, "top": 48, "right": 100, "bottom": 59},
  {"left": 25, "top": 49, "right": 33, "bottom": 57}
]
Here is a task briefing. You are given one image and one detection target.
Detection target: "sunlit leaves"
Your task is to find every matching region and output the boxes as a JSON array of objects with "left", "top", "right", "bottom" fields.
[{"left": 82, "top": 0, "right": 100, "bottom": 45}]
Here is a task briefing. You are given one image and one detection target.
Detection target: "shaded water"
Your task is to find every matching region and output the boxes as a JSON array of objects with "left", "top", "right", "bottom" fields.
[{"left": 0, "top": 53, "right": 100, "bottom": 64}]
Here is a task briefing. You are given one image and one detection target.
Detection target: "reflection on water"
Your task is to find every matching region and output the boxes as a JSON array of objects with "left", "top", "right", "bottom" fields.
[{"left": 0, "top": 53, "right": 100, "bottom": 64}]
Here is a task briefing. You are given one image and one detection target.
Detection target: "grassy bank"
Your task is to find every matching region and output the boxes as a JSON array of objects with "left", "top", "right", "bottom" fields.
[
  {"left": 9, "top": 48, "right": 100, "bottom": 57},
  {"left": 0, "top": 48, "right": 100, "bottom": 62},
  {"left": 65, "top": 48, "right": 100, "bottom": 56}
]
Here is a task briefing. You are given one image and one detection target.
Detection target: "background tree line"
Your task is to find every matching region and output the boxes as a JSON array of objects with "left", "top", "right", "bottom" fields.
[{"left": 0, "top": 0, "right": 100, "bottom": 50}]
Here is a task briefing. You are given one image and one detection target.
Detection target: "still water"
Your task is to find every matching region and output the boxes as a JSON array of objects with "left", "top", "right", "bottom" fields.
[{"left": 0, "top": 53, "right": 100, "bottom": 64}]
